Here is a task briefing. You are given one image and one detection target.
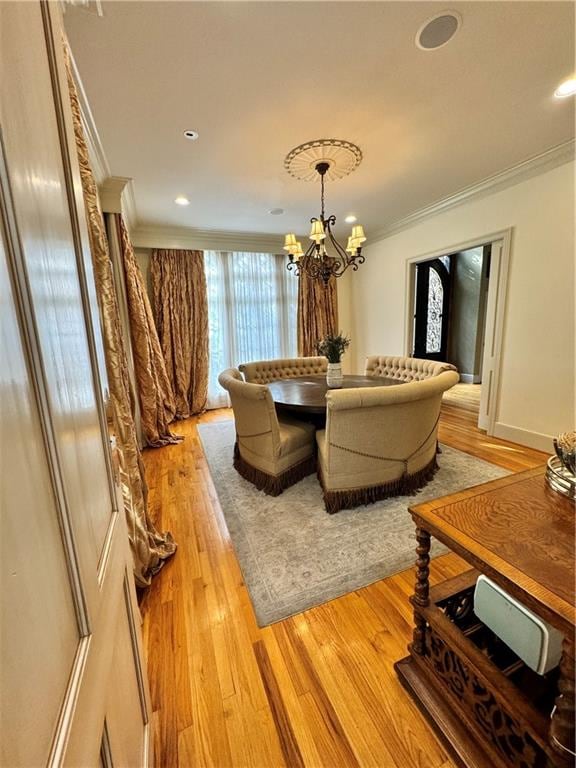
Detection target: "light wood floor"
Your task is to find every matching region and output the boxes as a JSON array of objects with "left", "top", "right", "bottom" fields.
[
  {"left": 141, "top": 397, "right": 547, "bottom": 768},
  {"left": 442, "top": 382, "right": 481, "bottom": 413}
]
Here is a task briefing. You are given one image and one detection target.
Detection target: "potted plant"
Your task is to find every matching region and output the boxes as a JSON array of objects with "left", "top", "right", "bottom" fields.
[{"left": 317, "top": 332, "right": 351, "bottom": 388}]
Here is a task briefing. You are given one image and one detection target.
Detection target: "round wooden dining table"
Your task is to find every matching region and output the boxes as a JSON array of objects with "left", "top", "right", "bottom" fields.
[{"left": 268, "top": 374, "right": 404, "bottom": 417}]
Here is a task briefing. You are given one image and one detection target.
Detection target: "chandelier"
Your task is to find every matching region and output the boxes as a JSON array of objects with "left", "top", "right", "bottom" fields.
[{"left": 282, "top": 139, "right": 366, "bottom": 285}]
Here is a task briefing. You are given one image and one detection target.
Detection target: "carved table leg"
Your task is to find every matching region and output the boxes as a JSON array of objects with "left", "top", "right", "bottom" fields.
[
  {"left": 550, "top": 636, "right": 575, "bottom": 763},
  {"left": 411, "top": 527, "right": 431, "bottom": 656}
]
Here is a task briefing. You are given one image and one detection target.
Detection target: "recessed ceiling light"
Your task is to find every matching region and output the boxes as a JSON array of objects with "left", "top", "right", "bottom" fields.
[
  {"left": 554, "top": 78, "right": 576, "bottom": 99},
  {"left": 269, "top": 208, "right": 284, "bottom": 215},
  {"left": 416, "top": 11, "right": 461, "bottom": 50},
  {"left": 184, "top": 130, "right": 199, "bottom": 141},
  {"left": 174, "top": 196, "right": 190, "bottom": 206},
  {"left": 344, "top": 215, "right": 357, "bottom": 224}
]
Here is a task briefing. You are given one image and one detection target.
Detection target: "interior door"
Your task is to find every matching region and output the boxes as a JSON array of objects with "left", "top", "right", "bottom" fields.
[
  {"left": 413, "top": 257, "right": 451, "bottom": 361},
  {"left": 478, "top": 241, "right": 502, "bottom": 431},
  {"left": 0, "top": 2, "right": 152, "bottom": 765}
]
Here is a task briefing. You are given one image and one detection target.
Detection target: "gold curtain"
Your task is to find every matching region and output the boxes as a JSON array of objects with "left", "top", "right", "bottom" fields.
[
  {"left": 150, "top": 249, "right": 209, "bottom": 418},
  {"left": 297, "top": 272, "right": 339, "bottom": 356},
  {"left": 64, "top": 42, "right": 176, "bottom": 586},
  {"left": 112, "top": 214, "right": 182, "bottom": 447}
]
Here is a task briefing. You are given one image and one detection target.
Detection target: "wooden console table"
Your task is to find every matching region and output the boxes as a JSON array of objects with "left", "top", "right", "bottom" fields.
[{"left": 395, "top": 466, "right": 575, "bottom": 768}]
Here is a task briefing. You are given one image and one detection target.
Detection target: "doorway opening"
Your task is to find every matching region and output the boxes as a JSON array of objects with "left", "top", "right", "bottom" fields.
[{"left": 405, "top": 231, "right": 511, "bottom": 435}]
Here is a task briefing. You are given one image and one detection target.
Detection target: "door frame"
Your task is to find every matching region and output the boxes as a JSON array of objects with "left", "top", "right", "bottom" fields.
[{"left": 403, "top": 228, "right": 512, "bottom": 435}]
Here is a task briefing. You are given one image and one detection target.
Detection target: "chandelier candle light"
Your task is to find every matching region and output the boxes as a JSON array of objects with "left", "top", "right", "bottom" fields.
[{"left": 282, "top": 139, "right": 366, "bottom": 285}]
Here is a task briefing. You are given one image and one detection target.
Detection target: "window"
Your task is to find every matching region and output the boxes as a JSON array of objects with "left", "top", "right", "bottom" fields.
[
  {"left": 205, "top": 251, "right": 298, "bottom": 408},
  {"left": 425, "top": 267, "right": 443, "bottom": 354}
]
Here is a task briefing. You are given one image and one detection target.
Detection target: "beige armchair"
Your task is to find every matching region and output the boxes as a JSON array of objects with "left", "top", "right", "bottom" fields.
[
  {"left": 365, "top": 355, "right": 457, "bottom": 381},
  {"left": 316, "top": 370, "right": 459, "bottom": 513},
  {"left": 218, "top": 368, "right": 316, "bottom": 495},
  {"left": 239, "top": 356, "right": 327, "bottom": 385}
]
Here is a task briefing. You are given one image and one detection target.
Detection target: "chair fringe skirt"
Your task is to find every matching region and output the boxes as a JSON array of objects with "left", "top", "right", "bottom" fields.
[
  {"left": 233, "top": 443, "right": 316, "bottom": 496},
  {"left": 319, "top": 455, "right": 439, "bottom": 514}
]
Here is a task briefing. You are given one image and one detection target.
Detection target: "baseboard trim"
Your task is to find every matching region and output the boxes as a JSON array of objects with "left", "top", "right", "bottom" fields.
[
  {"left": 142, "top": 721, "right": 153, "bottom": 768},
  {"left": 492, "top": 422, "right": 553, "bottom": 453}
]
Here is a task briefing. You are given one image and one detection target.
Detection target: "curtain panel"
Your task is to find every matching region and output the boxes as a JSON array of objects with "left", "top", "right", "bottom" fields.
[
  {"left": 110, "top": 214, "right": 181, "bottom": 447},
  {"left": 64, "top": 41, "right": 176, "bottom": 586},
  {"left": 150, "top": 249, "right": 209, "bottom": 418},
  {"left": 205, "top": 251, "right": 298, "bottom": 408},
  {"left": 106, "top": 210, "right": 145, "bottom": 448},
  {"left": 297, "top": 271, "right": 339, "bottom": 356}
]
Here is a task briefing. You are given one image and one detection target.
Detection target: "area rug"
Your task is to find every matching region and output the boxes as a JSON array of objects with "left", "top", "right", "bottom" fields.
[{"left": 198, "top": 420, "right": 509, "bottom": 626}]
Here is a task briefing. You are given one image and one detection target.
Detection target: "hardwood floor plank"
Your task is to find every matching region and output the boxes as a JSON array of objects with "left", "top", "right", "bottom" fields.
[
  {"left": 260, "top": 626, "right": 350, "bottom": 768},
  {"left": 151, "top": 602, "right": 178, "bottom": 768},
  {"left": 280, "top": 617, "right": 361, "bottom": 768},
  {"left": 185, "top": 577, "right": 234, "bottom": 767},
  {"left": 306, "top": 594, "right": 449, "bottom": 768},
  {"left": 172, "top": 567, "right": 195, "bottom": 732},
  {"left": 272, "top": 621, "right": 310, "bottom": 698},
  {"left": 287, "top": 614, "right": 400, "bottom": 768},
  {"left": 253, "top": 640, "right": 305, "bottom": 768},
  {"left": 192, "top": 489, "right": 288, "bottom": 768},
  {"left": 141, "top": 400, "right": 548, "bottom": 767}
]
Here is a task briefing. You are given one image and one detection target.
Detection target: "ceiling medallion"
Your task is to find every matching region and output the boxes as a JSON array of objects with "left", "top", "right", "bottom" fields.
[
  {"left": 283, "top": 139, "right": 366, "bottom": 285},
  {"left": 284, "top": 138, "right": 363, "bottom": 182}
]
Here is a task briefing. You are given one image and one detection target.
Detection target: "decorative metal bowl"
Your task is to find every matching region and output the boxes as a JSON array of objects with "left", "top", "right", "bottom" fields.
[
  {"left": 546, "top": 455, "right": 576, "bottom": 500},
  {"left": 553, "top": 431, "right": 576, "bottom": 475}
]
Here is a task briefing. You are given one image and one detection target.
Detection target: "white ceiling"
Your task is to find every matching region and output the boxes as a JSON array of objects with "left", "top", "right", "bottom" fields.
[{"left": 65, "top": 1, "right": 575, "bottom": 240}]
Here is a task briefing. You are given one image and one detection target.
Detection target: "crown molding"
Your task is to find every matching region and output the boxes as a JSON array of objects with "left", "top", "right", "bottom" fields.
[
  {"left": 99, "top": 176, "right": 130, "bottom": 214},
  {"left": 120, "top": 178, "right": 138, "bottom": 233},
  {"left": 370, "top": 139, "right": 575, "bottom": 243},
  {"left": 98, "top": 176, "right": 138, "bottom": 233},
  {"left": 131, "top": 225, "right": 283, "bottom": 254},
  {"left": 69, "top": 50, "right": 139, "bottom": 231},
  {"left": 68, "top": 48, "right": 111, "bottom": 185}
]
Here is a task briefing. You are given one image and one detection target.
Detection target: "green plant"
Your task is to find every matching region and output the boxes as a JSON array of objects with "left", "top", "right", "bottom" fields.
[{"left": 316, "top": 332, "right": 351, "bottom": 363}]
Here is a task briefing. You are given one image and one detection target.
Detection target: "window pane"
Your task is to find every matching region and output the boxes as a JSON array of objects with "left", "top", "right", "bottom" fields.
[
  {"left": 205, "top": 251, "right": 297, "bottom": 408},
  {"left": 426, "top": 267, "right": 443, "bottom": 354}
]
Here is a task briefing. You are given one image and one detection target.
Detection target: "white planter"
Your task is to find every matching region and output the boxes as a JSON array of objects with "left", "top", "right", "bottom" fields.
[{"left": 326, "top": 362, "right": 343, "bottom": 388}]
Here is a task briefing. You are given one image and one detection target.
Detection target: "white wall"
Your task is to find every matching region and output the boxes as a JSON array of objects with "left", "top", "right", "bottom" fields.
[{"left": 352, "top": 161, "right": 575, "bottom": 450}]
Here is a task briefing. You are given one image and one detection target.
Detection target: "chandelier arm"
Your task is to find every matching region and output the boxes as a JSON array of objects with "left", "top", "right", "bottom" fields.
[
  {"left": 300, "top": 241, "right": 324, "bottom": 281},
  {"left": 350, "top": 251, "right": 366, "bottom": 271},
  {"left": 325, "top": 222, "right": 353, "bottom": 276}
]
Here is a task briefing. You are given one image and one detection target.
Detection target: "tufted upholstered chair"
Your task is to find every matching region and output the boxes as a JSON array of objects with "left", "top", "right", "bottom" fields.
[
  {"left": 316, "top": 370, "right": 459, "bottom": 513},
  {"left": 218, "top": 368, "right": 316, "bottom": 496},
  {"left": 365, "top": 355, "right": 457, "bottom": 382},
  {"left": 239, "top": 356, "right": 328, "bottom": 385}
]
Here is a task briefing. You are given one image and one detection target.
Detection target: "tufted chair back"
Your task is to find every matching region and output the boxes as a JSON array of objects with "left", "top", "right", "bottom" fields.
[
  {"left": 364, "top": 355, "right": 457, "bottom": 382},
  {"left": 239, "top": 356, "right": 328, "bottom": 385}
]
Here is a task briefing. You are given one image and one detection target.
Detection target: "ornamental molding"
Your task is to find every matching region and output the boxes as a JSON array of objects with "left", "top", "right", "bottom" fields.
[
  {"left": 131, "top": 225, "right": 283, "bottom": 254},
  {"left": 284, "top": 138, "right": 363, "bottom": 182},
  {"left": 70, "top": 49, "right": 138, "bottom": 232},
  {"left": 370, "top": 139, "right": 575, "bottom": 243}
]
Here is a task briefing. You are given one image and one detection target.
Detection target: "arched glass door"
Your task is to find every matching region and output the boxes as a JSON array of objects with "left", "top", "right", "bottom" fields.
[{"left": 413, "top": 257, "right": 451, "bottom": 361}]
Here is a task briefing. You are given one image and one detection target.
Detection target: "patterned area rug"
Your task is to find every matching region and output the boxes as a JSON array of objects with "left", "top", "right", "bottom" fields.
[{"left": 198, "top": 420, "right": 508, "bottom": 626}]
